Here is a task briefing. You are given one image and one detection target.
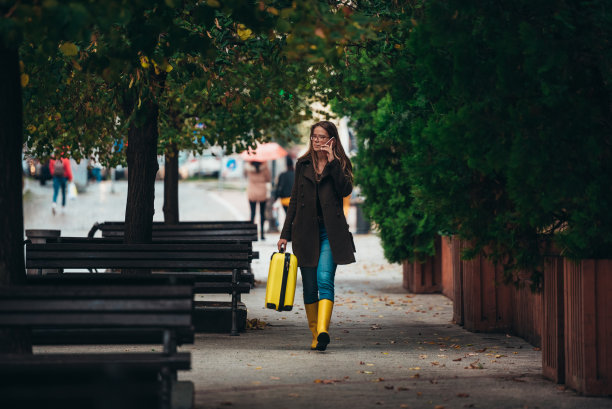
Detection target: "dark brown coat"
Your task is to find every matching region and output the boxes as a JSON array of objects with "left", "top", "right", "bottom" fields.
[{"left": 280, "top": 156, "right": 356, "bottom": 267}]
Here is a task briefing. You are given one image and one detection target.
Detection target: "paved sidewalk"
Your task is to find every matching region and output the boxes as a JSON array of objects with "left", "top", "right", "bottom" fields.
[{"left": 24, "top": 179, "right": 612, "bottom": 409}]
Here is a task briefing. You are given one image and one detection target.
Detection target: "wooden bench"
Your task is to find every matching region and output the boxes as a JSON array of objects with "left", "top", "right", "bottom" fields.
[
  {"left": 25, "top": 242, "right": 252, "bottom": 335},
  {"left": 0, "top": 284, "right": 194, "bottom": 409},
  {"left": 89, "top": 221, "right": 258, "bottom": 242},
  {"left": 44, "top": 236, "right": 259, "bottom": 274}
]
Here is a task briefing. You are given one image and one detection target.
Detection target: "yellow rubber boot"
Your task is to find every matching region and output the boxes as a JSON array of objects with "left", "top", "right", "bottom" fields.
[
  {"left": 304, "top": 302, "right": 319, "bottom": 350},
  {"left": 316, "top": 299, "right": 334, "bottom": 351}
]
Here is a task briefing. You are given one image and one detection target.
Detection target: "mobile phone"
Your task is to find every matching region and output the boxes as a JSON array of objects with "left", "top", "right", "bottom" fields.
[{"left": 323, "top": 137, "right": 335, "bottom": 147}]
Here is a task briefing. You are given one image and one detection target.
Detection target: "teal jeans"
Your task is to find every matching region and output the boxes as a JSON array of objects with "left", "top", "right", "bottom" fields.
[{"left": 301, "top": 223, "right": 337, "bottom": 304}]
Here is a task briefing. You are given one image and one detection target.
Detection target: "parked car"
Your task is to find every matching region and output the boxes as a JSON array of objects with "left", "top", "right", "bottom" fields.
[{"left": 158, "top": 149, "right": 223, "bottom": 180}]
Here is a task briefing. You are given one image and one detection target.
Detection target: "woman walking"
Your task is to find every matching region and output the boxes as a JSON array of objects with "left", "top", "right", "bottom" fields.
[
  {"left": 49, "top": 156, "right": 73, "bottom": 215},
  {"left": 277, "top": 121, "right": 356, "bottom": 351},
  {"left": 245, "top": 161, "right": 271, "bottom": 240}
]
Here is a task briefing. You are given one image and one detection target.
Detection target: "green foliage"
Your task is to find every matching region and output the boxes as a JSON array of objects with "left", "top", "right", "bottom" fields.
[
  {"left": 407, "top": 1, "right": 612, "bottom": 282},
  {"left": 19, "top": 2, "right": 313, "bottom": 164},
  {"left": 327, "top": 1, "right": 440, "bottom": 263}
]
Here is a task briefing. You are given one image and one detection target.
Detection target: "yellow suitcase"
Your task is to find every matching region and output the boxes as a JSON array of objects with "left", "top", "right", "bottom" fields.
[{"left": 265, "top": 251, "right": 298, "bottom": 311}]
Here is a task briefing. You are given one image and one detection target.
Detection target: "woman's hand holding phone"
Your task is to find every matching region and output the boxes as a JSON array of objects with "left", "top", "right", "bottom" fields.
[{"left": 322, "top": 137, "right": 337, "bottom": 162}]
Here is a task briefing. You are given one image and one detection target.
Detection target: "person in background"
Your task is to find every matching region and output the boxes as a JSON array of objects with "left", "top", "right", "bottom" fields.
[
  {"left": 245, "top": 160, "right": 271, "bottom": 240},
  {"left": 274, "top": 156, "right": 295, "bottom": 214},
  {"left": 49, "top": 156, "right": 73, "bottom": 215}
]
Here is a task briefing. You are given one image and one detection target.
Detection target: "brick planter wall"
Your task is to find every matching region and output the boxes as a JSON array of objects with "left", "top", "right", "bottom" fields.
[
  {"left": 402, "top": 236, "right": 442, "bottom": 294},
  {"left": 440, "top": 236, "right": 454, "bottom": 300},
  {"left": 542, "top": 256, "right": 564, "bottom": 384},
  {"left": 564, "top": 259, "right": 612, "bottom": 396},
  {"left": 510, "top": 277, "right": 542, "bottom": 348},
  {"left": 451, "top": 236, "right": 464, "bottom": 326},
  {"left": 461, "top": 251, "right": 513, "bottom": 332}
]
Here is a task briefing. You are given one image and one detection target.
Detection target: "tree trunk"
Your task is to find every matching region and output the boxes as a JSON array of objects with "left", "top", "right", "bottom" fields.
[
  {"left": 0, "top": 44, "right": 32, "bottom": 353},
  {"left": 163, "top": 143, "right": 180, "bottom": 224},
  {"left": 124, "top": 98, "right": 160, "bottom": 246}
]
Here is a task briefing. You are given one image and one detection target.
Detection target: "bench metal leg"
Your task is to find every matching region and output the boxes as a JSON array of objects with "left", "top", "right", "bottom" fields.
[
  {"left": 163, "top": 329, "right": 178, "bottom": 355},
  {"left": 160, "top": 366, "right": 172, "bottom": 409},
  {"left": 230, "top": 269, "right": 239, "bottom": 336}
]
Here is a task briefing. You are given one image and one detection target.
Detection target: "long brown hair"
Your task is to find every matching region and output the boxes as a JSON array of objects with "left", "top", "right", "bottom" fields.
[{"left": 300, "top": 121, "right": 353, "bottom": 182}]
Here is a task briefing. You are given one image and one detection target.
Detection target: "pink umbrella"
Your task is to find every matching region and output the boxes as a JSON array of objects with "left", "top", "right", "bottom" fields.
[{"left": 240, "top": 142, "right": 288, "bottom": 162}]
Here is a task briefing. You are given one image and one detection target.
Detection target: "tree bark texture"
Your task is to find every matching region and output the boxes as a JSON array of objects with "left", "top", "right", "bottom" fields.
[
  {"left": 124, "top": 98, "right": 160, "bottom": 246},
  {"left": 0, "top": 44, "right": 32, "bottom": 353},
  {"left": 163, "top": 143, "right": 179, "bottom": 224}
]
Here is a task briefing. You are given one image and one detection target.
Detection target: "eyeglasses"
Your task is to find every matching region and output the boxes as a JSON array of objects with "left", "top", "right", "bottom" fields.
[{"left": 310, "top": 135, "right": 330, "bottom": 141}]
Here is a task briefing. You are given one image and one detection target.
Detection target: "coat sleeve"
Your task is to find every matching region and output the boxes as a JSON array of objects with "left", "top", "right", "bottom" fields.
[
  {"left": 274, "top": 173, "right": 284, "bottom": 200},
  {"left": 280, "top": 166, "right": 300, "bottom": 241},
  {"left": 264, "top": 165, "right": 271, "bottom": 183},
  {"left": 327, "top": 159, "right": 353, "bottom": 198},
  {"left": 64, "top": 159, "right": 73, "bottom": 182}
]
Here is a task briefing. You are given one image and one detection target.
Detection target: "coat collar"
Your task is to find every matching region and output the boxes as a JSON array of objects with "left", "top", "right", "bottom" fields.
[{"left": 299, "top": 155, "right": 331, "bottom": 183}]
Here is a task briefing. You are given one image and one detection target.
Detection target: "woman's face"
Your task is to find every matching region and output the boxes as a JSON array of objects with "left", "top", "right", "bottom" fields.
[{"left": 311, "top": 126, "right": 332, "bottom": 152}]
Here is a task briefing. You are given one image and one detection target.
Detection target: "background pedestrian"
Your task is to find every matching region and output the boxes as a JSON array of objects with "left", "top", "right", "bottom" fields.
[
  {"left": 245, "top": 160, "right": 271, "bottom": 240},
  {"left": 49, "top": 156, "right": 73, "bottom": 215},
  {"left": 274, "top": 156, "right": 295, "bottom": 214}
]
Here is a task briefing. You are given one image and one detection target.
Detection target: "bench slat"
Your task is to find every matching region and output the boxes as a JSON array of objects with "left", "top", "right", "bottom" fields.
[
  {"left": 27, "top": 272, "right": 253, "bottom": 283},
  {"left": 27, "top": 260, "right": 250, "bottom": 269},
  {"left": 32, "top": 328, "right": 195, "bottom": 345},
  {"left": 0, "top": 285, "right": 193, "bottom": 298},
  {"left": 55, "top": 237, "right": 254, "bottom": 243},
  {"left": 27, "top": 251, "right": 251, "bottom": 260},
  {"left": 0, "top": 352, "right": 191, "bottom": 371},
  {"left": 28, "top": 243, "right": 251, "bottom": 251},
  {"left": 0, "top": 313, "right": 192, "bottom": 327},
  {"left": 0, "top": 299, "right": 192, "bottom": 312}
]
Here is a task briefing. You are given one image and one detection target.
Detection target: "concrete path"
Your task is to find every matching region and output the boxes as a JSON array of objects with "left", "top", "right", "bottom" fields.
[{"left": 23, "top": 178, "right": 612, "bottom": 409}]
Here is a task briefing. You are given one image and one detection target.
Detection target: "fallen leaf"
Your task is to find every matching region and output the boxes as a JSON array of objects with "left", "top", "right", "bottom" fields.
[
  {"left": 533, "top": 347, "right": 541, "bottom": 351},
  {"left": 410, "top": 373, "right": 420, "bottom": 379},
  {"left": 457, "top": 393, "right": 470, "bottom": 398},
  {"left": 409, "top": 367, "right": 421, "bottom": 370},
  {"left": 255, "top": 366, "right": 263, "bottom": 370},
  {"left": 469, "top": 360, "right": 483, "bottom": 369},
  {"left": 453, "top": 358, "right": 462, "bottom": 362},
  {"left": 288, "top": 393, "right": 300, "bottom": 398},
  {"left": 270, "top": 376, "right": 280, "bottom": 380},
  {"left": 397, "top": 387, "right": 410, "bottom": 391},
  {"left": 384, "top": 385, "right": 394, "bottom": 390},
  {"left": 246, "top": 318, "right": 268, "bottom": 330},
  {"left": 475, "top": 348, "right": 487, "bottom": 353},
  {"left": 434, "top": 406, "right": 445, "bottom": 409}
]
